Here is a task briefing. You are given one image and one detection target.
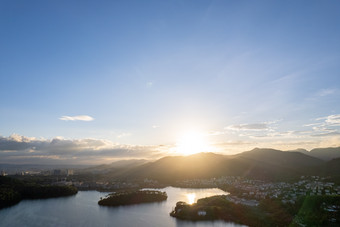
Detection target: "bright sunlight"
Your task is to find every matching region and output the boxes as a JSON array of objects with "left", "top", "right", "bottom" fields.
[
  {"left": 186, "top": 193, "right": 196, "bottom": 205},
  {"left": 175, "top": 131, "right": 212, "bottom": 156}
]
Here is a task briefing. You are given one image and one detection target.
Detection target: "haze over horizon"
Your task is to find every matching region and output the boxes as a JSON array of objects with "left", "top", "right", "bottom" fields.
[{"left": 1, "top": 1, "right": 340, "bottom": 165}]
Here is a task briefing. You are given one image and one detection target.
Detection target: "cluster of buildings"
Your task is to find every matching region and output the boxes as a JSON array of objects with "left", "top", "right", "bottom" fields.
[
  {"left": 225, "top": 195, "right": 259, "bottom": 206},
  {"left": 51, "top": 169, "right": 74, "bottom": 176},
  {"left": 0, "top": 170, "right": 8, "bottom": 176},
  {"left": 69, "top": 178, "right": 160, "bottom": 191},
  {"left": 177, "top": 176, "right": 340, "bottom": 205},
  {"left": 72, "top": 181, "right": 140, "bottom": 190},
  {"left": 0, "top": 169, "right": 74, "bottom": 176}
]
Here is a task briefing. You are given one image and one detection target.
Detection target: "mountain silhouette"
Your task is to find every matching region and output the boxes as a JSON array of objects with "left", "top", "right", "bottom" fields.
[{"left": 99, "top": 148, "right": 333, "bottom": 183}]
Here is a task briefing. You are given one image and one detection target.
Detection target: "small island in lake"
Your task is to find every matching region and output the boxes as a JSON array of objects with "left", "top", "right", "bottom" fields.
[{"left": 98, "top": 190, "right": 167, "bottom": 206}]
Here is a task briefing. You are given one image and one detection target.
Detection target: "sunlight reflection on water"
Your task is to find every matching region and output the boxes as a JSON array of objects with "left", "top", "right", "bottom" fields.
[
  {"left": 186, "top": 193, "right": 196, "bottom": 204},
  {"left": 0, "top": 187, "right": 242, "bottom": 227}
]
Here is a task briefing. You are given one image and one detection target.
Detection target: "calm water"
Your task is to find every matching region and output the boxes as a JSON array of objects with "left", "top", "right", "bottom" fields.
[{"left": 0, "top": 187, "right": 246, "bottom": 227}]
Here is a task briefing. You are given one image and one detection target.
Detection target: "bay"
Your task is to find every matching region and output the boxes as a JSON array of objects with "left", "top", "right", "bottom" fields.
[{"left": 0, "top": 187, "right": 245, "bottom": 227}]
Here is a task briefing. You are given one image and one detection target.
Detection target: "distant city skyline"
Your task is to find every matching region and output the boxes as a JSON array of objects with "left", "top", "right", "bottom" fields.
[{"left": 1, "top": 0, "right": 340, "bottom": 164}]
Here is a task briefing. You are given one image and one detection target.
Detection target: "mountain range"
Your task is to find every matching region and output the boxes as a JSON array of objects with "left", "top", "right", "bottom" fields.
[
  {"left": 289, "top": 147, "right": 340, "bottom": 161},
  {"left": 89, "top": 147, "right": 340, "bottom": 183}
]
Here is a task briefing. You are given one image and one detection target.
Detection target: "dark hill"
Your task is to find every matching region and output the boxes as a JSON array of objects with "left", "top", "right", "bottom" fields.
[
  {"left": 231, "top": 148, "right": 324, "bottom": 180},
  {"left": 320, "top": 157, "right": 340, "bottom": 175},
  {"left": 122, "top": 153, "right": 230, "bottom": 183},
  {"left": 239, "top": 148, "right": 323, "bottom": 167},
  {"left": 112, "top": 150, "right": 326, "bottom": 183},
  {"left": 80, "top": 159, "right": 148, "bottom": 174},
  {"left": 288, "top": 147, "right": 340, "bottom": 161},
  {"left": 309, "top": 147, "right": 340, "bottom": 161}
]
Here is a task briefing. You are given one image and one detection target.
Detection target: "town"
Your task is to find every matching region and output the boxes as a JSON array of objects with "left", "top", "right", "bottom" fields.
[
  {"left": 176, "top": 176, "right": 340, "bottom": 206},
  {"left": 3, "top": 167, "right": 340, "bottom": 203}
]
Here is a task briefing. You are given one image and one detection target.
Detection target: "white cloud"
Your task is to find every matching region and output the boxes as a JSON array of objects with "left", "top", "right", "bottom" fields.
[
  {"left": 8, "top": 134, "right": 39, "bottom": 142},
  {"left": 117, "top": 133, "right": 131, "bottom": 139},
  {"left": 303, "top": 123, "right": 321, "bottom": 127},
  {"left": 59, "top": 115, "right": 94, "bottom": 121},
  {"left": 316, "top": 88, "right": 336, "bottom": 97},
  {"left": 152, "top": 125, "right": 160, "bottom": 129},
  {"left": 311, "top": 132, "right": 340, "bottom": 137},
  {"left": 146, "top": 81, "right": 154, "bottom": 87},
  {"left": 315, "top": 114, "right": 340, "bottom": 127},
  {"left": 0, "top": 135, "right": 164, "bottom": 164},
  {"left": 324, "top": 114, "right": 340, "bottom": 126},
  {"left": 226, "top": 123, "right": 271, "bottom": 131}
]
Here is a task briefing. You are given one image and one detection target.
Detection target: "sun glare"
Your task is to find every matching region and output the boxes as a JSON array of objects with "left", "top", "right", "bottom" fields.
[
  {"left": 186, "top": 193, "right": 196, "bottom": 205},
  {"left": 176, "top": 131, "right": 212, "bottom": 156}
]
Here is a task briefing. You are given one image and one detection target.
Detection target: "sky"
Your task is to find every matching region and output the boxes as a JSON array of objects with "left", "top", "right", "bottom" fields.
[{"left": 1, "top": 0, "right": 340, "bottom": 165}]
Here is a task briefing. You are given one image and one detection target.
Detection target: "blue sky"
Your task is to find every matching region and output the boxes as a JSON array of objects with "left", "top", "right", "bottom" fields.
[{"left": 1, "top": 0, "right": 340, "bottom": 164}]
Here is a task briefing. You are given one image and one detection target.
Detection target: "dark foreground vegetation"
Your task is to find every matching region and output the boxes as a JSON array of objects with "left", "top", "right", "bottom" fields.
[
  {"left": 0, "top": 176, "right": 78, "bottom": 209},
  {"left": 170, "top": 195, "right": 340, "bottom": 227},
  {"left": 98, "top": 190, "right": 167, "bottom": 206},
  {"left": 292, "top": 195, "right": 340, "bottom": 226}
]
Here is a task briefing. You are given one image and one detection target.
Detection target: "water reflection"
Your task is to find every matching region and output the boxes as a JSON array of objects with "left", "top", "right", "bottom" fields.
[
  {"left": 0, "top": 187, "right": 241, "bottom": 227},
  {"left": 186, "top": 193, "right": 196, "bottom": 205}
]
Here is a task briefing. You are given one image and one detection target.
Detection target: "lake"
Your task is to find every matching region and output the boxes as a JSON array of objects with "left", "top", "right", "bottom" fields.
[{"left": 0, "top": 187, "right": 246, "bottom": 227}]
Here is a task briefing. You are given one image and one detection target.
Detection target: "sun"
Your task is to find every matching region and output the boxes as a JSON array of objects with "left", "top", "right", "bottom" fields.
[{"left": 175, "top": 130, "right": 211, "bottom": 156}]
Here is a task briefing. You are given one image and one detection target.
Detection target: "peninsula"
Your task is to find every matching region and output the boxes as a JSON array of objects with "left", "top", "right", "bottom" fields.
[
  {"left": 170, "top": 194, "right": 340, "bottom": 226},
  {"left": 0, "top": 176, "right": 78, "bottom": 209}
]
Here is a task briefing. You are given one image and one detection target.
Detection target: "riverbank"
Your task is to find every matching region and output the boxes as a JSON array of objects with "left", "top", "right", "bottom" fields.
[{"left": 0, "top": 176, "right": 78, "bottom": 209}]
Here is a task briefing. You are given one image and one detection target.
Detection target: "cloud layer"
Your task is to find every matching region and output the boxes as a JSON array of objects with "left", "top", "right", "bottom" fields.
[
  {"left": 1, "top": 114, "right": 340, "bottom": 164},
  {"left": 0, "top": 134, "right": 166, "bottom": 165},
  {"left": 201, "top": 115, "right": 339, "bottom": 153}
]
